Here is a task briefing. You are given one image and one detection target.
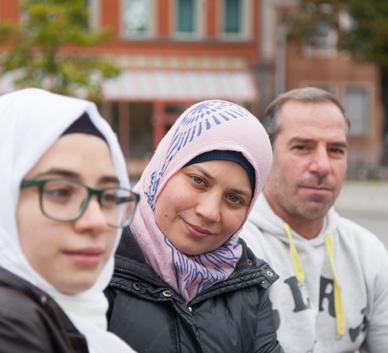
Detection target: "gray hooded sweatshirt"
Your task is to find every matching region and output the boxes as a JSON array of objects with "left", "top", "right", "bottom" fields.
[{"left": 241, "top": 194, "right": 388, "bottom": 353}]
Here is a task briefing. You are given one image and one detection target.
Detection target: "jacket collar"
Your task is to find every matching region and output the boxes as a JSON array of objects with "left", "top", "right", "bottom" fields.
[{"left": 114, "top": 228, "right": 278, "bottom": 297}]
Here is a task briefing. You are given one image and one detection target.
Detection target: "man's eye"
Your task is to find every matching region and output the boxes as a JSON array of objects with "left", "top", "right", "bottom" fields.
[{"left": 330, "top": 147, "right": 346, "bottom": 155}]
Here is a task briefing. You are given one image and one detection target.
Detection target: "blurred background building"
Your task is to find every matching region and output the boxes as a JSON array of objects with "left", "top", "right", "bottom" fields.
[{"left": 0, "top": 0, "right": 383, "bottom": 179}]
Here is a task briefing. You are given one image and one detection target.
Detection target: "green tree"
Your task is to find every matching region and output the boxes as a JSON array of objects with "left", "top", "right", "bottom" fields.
[
  {"left": 0, "top": 0, "right": 120, "bottom": 102},
  {"left": 287, "top": 0, "right": 388, "bottom": 165}
]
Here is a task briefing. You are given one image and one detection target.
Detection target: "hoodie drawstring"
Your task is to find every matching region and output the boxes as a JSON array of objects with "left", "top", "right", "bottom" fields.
[
  {"left": 283, "top": 223, "right": 345, "bottom": 339},
  {"left": 284, "top": 223, "right": 305, "bottom": 285},
  {"left": 324, "top": 234, "right": 346, "bottom": 339}
]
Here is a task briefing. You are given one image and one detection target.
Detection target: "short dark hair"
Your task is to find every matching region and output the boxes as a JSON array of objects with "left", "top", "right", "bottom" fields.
[{"left": 262, "top": 87, "right": 350, "bottom": 144}]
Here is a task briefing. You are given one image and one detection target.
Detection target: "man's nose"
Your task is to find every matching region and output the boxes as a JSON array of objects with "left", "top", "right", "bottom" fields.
[{"left": 309, "top": 148, "right": 331, "bottom": 176}]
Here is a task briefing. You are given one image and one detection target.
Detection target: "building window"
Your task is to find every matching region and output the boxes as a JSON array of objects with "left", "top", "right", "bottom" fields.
[
  {"left": 177, "top": 0, "right": 194, "bottom": 33},
  {"left": 121, "top": 0, "right": 154, "bottom": 38},
  {"left": 174, "top": 0, "right": 202, "bottom": 39},
  {"left": 224, "top": 0, "right": 240, "bottom": 33},
  {"left": 342, "top": 85, "right": 370, "bottom": 136},
  {"left": 221, "top": 0, "right": 250, "bottom": 40}
]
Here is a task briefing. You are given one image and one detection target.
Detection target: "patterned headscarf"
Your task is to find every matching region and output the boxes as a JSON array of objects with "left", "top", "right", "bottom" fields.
[{"left": 130, "top": 100, "right": 273, "bottom": 302}]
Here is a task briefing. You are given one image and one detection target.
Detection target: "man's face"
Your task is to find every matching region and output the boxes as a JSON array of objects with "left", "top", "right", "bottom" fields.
[{"left": 264, "top": 100, "right": 348, "bottom": 235}]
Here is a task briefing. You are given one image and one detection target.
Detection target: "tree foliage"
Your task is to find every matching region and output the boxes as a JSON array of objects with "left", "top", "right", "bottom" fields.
[
  {"left": 287, "top": 1, "right": 338, "bottom": 40},
  {"left": 0, "top": 0, "right": 120, "bottom": 102},
  {"left": 339, "top": 0, "right": 388, "bottom": 67},
  {"left": 287, "top": 0, "right": 388, "bottom": 66}
]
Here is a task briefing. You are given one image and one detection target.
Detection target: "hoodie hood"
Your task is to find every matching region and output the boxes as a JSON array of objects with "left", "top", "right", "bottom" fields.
[{"left": 244, "top": 193, "right": 346, "bottom": 339}]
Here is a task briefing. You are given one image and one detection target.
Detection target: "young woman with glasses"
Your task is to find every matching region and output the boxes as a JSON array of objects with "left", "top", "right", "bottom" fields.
[
  {"left": 0, "top": 88, "right": 138, "bottom": 353},
  {"left": 106, "top": 100, "right": 284, "bottom": 353}
]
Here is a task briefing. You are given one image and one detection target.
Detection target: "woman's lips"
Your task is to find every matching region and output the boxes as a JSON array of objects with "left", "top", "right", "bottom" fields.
[
  {"left": 184, "top": 221, "right": 213, "bottom": 238},
  {"left": 63, "top": 247, "right": 104, "bottom": 266}
]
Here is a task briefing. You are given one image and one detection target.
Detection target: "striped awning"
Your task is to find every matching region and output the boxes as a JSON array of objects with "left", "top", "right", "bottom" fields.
[
  {"left": 0, "top": 69, "right": 259, "bottom": 102},
  {"left": 103, "top": 69, "right": 259, "bottom": 101}
]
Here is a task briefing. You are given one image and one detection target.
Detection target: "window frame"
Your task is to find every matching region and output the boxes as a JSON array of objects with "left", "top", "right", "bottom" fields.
[
  {"left": 341, "top": 83, "right": 372, "bottom": 137},
  {"left": 120, "top": 0, "right": 155, "bottom": 40},
  {"left": 172, "top": 0, "right": 204, "bottom": 40},
  {"left": 219, "top": 0, "right": 251, "bottom": 41}
]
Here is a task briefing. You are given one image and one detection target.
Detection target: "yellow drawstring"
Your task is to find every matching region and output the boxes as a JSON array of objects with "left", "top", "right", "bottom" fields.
[
  {"left": 284, "top": 223, "right": 345, "bottom": 339},
  {"left": 324, "top": 234, "right": 346, "bottom": 339},
  {"left": 284, "top": 223, "right": 305, "bottom": 285}
]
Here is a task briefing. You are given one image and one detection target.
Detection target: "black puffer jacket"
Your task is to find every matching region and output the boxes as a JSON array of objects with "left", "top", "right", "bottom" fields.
[
  {"left": 0, "top": 267, "right": 89, "bottom": 353},
  {"left": 106, "top": 230, "right": 284, "bottom": 353}
]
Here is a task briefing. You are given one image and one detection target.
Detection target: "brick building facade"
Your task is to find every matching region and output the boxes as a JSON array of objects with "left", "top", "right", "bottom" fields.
[{"left": 0, "top": 0, "right": 382, "bottom": 176}]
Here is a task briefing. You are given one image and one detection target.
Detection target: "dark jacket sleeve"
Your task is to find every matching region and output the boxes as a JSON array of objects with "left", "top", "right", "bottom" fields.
[
  {"left": 105, "top": 285, "right": 116, "bottom": 322},
  {"left": 0, "top": 304, "right": 54, "bottom": 353},
  {"left": 254, "top": 289, "right": 284, "bottom": 353}
]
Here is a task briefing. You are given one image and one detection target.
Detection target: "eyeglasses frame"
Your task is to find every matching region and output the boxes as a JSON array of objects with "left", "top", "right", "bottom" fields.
[{"left": 20, "top": 177, "right": 139, "bottom": 228}]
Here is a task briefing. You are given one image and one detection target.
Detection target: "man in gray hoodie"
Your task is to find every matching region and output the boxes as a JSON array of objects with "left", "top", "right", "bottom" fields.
[{"left": 241, "top": 87, "right": 388, "bottom": 353}]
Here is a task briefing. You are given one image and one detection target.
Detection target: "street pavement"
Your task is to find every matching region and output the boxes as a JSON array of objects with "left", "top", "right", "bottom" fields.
[{"left": 335, "top": 181, "right": 388, "bottom": 248}]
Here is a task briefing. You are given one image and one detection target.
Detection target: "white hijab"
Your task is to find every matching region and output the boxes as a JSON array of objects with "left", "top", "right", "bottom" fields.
[{"left": 0, "top": 88, "right": 136, "bottom": 353}]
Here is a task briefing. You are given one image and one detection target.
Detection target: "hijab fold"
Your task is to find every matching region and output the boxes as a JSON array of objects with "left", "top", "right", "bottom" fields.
[
  {"left": 0, "top": 88, "right": 136, "bottom": 353},
  {"left": 130, "top": 100, "right": 273, "bottom": 302}
]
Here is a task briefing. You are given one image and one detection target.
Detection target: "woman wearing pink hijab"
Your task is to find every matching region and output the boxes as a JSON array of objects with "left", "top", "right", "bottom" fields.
[{"left": 106, "top": 100, "right": 284, "bottom": 353}]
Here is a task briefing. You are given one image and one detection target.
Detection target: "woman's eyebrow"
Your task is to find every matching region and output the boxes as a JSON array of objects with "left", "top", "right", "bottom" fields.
[
  {"left": 33, "top": 168, "right": 119, "bottom": 185},
  {"left": 98, "top": 176, "right": 120, "bottom": 185},
  {"left": 188, "top": 165, "right": 215, "bottom": 180},
  {"left": 188, "top": 165, "right": 252, "bottom": 198},
  {"left": 34, "top": 168, "right": 80, "bottom": 179}
]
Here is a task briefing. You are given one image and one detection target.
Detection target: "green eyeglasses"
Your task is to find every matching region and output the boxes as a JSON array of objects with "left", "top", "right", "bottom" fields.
[{"left": 20, "top": 178, "right": 139, "bottom": 228}]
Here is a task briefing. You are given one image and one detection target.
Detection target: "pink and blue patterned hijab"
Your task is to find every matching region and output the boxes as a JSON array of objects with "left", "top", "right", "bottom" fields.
[{"left": 129, "top": 100, "right": 272, "bottom": 302}]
